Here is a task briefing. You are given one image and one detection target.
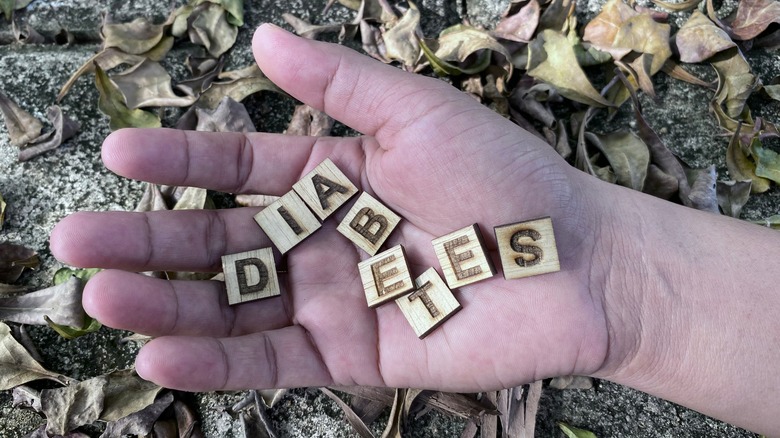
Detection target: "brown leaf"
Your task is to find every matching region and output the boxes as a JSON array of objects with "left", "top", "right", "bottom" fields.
[
  {"left": 751, "top": 138, "right": 780, "bottom": 185},
  {"left": 422, "top": 25, "right": 512, "bottom": 76},
  {"left": 728, "top": 0, "right": 780, "bottom": 41},
  {"left": 196, "top": 65, "right": 284, "bottom": 110},
  {"left": 195, "top": 96, "right": 257, "bottom": 132},
  {"left": 652, "top": 0, "right": 702, "bottom": 12},
  {"left": 685, "top": 164, "right": 719, "bottom": 213},
  {"left": 675, "top": 10, "right": 735, "bottom": 63},
  {"left": 717, "top": 180, "right": 752, "bottom": 218},
  {"left": 100, "top": 369, "right": 163, "bottom": 422},
  {"left": 611, "top": 14, "right": 672, "bottom": 75},
  {"left": 135, "top": 183, "right": 170, "bottom": 212},
  {"left": 174, "top": 398, "right": 201, "bottom": 437},
  {"left": 18, "top": 106, "right": 81, "bottom": 161},
  {"left": 12, "top": 385, "right": 42, "bottom": 412},
  {"left": 234, "top": 194, "right": 280, "bottom": 207},
  {"left": 111, "top": 59, "right": 197, "bottom": 109},
  {"left": 321, "top": 388, "right": 375, "bottom": 438},
  {"left": 493, "top": 0, "right": 541, "bottom": 42},
  {"left": 589, "top": 130, "right": 650, "bottom": 190},
  {"left": 42, "top": 376, "right": 107, "bottom": 435},
  {"left": 527, "top": 30, "right": 612, "bottom": 107},
  {"left": 549, "top": 375, "right": 595, "bottom": 390},
  {"left": 95, "top": 64, "right": 161, "bottom": 130},
  {"left": 0, "top": 90, "right": 43, "bottom": 147},
  {"left": 102, "top": 17, "right": 165, "bottom": 55},
  {"left": 383, "top": 1, "right": 421, "bottom": 68},
  {"left": 100, "top": 392, "right": 173, "bottom": 438},
  {"left": 350, "top": 394, "right": 387, "bottom": 425},
  {"left": 0, "top": 322, "right": 67, "bottom": 390},
  {"left": 582, "top": 0, "right": 638, "bottom": 60},
  {"left": 538, "top": 0, "right": 575, "bottom": 33},
  {"left": 711, "top": 48, "right": 759, "bottom": 119},
  {"left": 172, "top": 187, "right": 209, "bottom": 211},
  {"left": 189, "top": 3, "right": 238, "bottom": 58},
  {"left": 0, "top": 242, "right": 38, "bottom": 283},
  {"left": 661, "top": 60, "right": 714, "bottom": 88},
  {"left": 0, "top": 276, "right": 85, "bottom": 327},
  {"left": 0, "top": 193, "right": 5, "bottom": 229},
  {"left": 285, "top": 104, "right": 333, "bottom": 137},
  {"left": 381, "top": 388, "right": 405, "bottom": 438},
  {"left": 497, "top": 381, "right": 542, "bottom": 437},
  {"left": 282, "top": 13, "right": 345, "bottom": 40},
  {"left": 726, "top": 126, "right": 771, "bottom": 193}
]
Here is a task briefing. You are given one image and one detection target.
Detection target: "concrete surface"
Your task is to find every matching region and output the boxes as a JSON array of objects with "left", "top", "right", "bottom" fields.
[{"left": 0, "top": 0, "right": 776, "bottom": 437}]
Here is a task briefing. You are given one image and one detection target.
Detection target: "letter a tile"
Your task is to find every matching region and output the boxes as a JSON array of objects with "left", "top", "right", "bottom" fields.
[
  {"left": 337, "top": 192, "right": 401, "bottom": 255},
  {"left": 494, "top": 217, "right": 560, "bottom": 280},
  {"left": 222, "top": 248, "right": 280, "bottom": 305},
  {"left": 358, "top": 245, "right": 414, "bottom": 308},
  {"left": 396, "top": 268, "right": 461, "bottom": 338},
  {"left": 432, "top": 224, "right": 496, "bottom": 289},
  {"left": 254, "top": 191, "right": 321, "bottom": 254},
  {"left": 292, "top": 158, "right": 358, "bottom": 220}
]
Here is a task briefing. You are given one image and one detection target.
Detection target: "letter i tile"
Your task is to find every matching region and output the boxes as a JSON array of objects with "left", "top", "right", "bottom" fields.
[
  {"left": 222, "top": 248, "right": 280, "bottom": 305},
  {"left": 254, "top": 191, "right": 321, "bottom": 254},
  {"left": 396, "top": 268, "right": 461, "bottom": 338},
  {"left": 358, "top": 245, "right": 414, "bottom": 308}
]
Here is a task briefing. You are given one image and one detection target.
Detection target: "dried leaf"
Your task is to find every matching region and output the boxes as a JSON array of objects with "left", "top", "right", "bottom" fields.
[
  {"left": 111, "top": 60, "right": 197, "bottom": 109},
  {"left": 0, "top": 193, "right": 5, "bottom": 228},
  {"left": 752, "top": 215, "right": 780, "bottom": 229},
  {"left": 0, "top": 243, "right": 38, "bottom": 284},
  {"left": 0, "top": 276, "right": 84, "bottom": 327},
  {"left": 652, "top": 0, "right": 702, "bottom": 12},
  {"left": 728, "top": 0, "right": 780, "bottom": 41},
  {"left": 214, "top": 0, "right": 244, "bottom": 27},
  {"left": 1, "top": 0, "right": 32, "bottom": 20},
  {"left": 282, "top": 13, "right": 346, "bottom": 39},
  {"left": 53, "top": 267, "right": 101, "bottom": 286},
  {"left": 421, "top": 25, "right": 512, "bottom": 76},
  {"left": 256, "top": 389, "right": 288, "bottom": 409},
  {"left": 549, "top": 375, "right": 594, "bottom": 390},
  {"left": 538, "top": 0, "right": 575, "bottom": 33},
  {"left": 711, "top": 49, "right": 759, "bottom": 119},
  {"left": 174, "top": 398, "right": 202, "bottom": 437},
  {"left": 135, "top": 183, "right": 170, "bottom": 212},
  {"left": 496, "top": 382, "right": 542, "bottom": 438},
  {"left": 726, "top": 128, "right": 771, "bottom": 193},
  {"left": 0, "top": 322, "right": 66, "bottom": 390},
  {"left": 321, "top": 388, "right": 375, "bottom": 438},
  {"left": 12, "top": 385, "right": 42, "bottom": 412},
  {"left": 717, "top": 180, "right": 752, "bottom": 218},
  {"left": 582, "top": 0, "right": 638, "bottom": 59},
  {"left": 42, "top": 376, "right": 107, "bottom": 435},
  {"left": 588, "top": 131, "right": 649, "bottom": 190},
  {"left": 98, "top": 369, "right": 164, "bottom": 421},
  {"left": 676, "top": 11, "right": 736, "bottom": 63},
  {"left": 235, "top": 194, "right": 280, "bottom": 207},
  {"left": 12, "top": 21, "right": 46, "bottom": 44},
  {"left": 195, "top": 96, "right": 257, "bottom": 132},
  {"left": 100, "top": 392, "right": 173, "bottom": 438},
  {"left": 527, "top": 30, "right": 612, "bottom": 107},
  {"left": 102, "top": 17, "right": 165, "bottom": 55},
  {"left": 0, "top": 90, "right": 43, "bottom": 147},
  {"left": 493, "top": 0, "right": 541, "bottom": 42},
  {"left": 381, "top": 388, "right": 405, "bottom": 438},
  {"left": 285, "top": 104, "right": 333, "bottom": 136},
  {"left": 559, "top": 422, "right": 598, "bottom": 438},
  {"left": 685, "top": 165, "right": 719, "bottom": 213},
  {"left": 611, "top": 14, "right": 672, "bottom": 75},
  {"left": 95, "top": 64, "right": 161, "bottom": 130},
  {"left": 752, "top": 140, "right": 780, "bottom": 185},
  {"left": 383, "top": 1, "right": 421, "bottom": 68},
  {"left": 189, "top": 3, "right": 238, "bottom": 58},
  {"left": 18, "top": 106, "right": 81, "bottom": 161},
  {"left": 46, "top": 316, "right": 101, "bottom": 340},
  {"left": 197, "top": 65, "right": 284, "bottom": 109},
  {"left": 172, "top": 187, "right": 209, "bottom": 210},
  {"left": 661, "top": 60, "right": 713, "bottom": 88}
]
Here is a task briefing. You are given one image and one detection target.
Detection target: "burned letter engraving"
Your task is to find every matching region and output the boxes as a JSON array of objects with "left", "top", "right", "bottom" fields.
[
  {"left": 371, "top": 254, "right": 404, "bottom": 296},
  {"left": 510, "top": 229, "right": 543, "bottom": 267},
  {"left": 408, "top": 281, "right": 440, "bottom": 317},
  {"left": 358, "top": 245, "right": 413, "bottom": 307},
  {"left": 235, "top": 258, "right": 269, "bottom": 295},
  {"left": 444, "top": 235, "right": 482, "bottom": 280},
  {"left": 277, "top": 206, "right": 304, "bottom": 235},
  {"left": 350, "top": 207, "right": 388, "bottom": 244},
  {"left": 312, "top": 174, "right": 349, "bottom": 209}
]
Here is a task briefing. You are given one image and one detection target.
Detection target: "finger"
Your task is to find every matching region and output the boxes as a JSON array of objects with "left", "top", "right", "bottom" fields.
[
  {"left": 83, "top": 270, "right": 290, "bottom": 337},
  {"left": 51, "top": 209, "right": 268, "bottom": 271},
  {"left": 102, "top": 129, "right": 369, "bottom": 195},
  {"left": 253, "top": 24, "right": 488, "bottom": 148},
  {"left": 135, "top": 327, "right": 335, "bottom": 391}
]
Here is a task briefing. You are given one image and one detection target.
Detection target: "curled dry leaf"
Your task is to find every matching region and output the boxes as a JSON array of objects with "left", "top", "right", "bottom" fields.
[
  {"left": 100, "top": 392, "right": 174, "bottom": 438},
  {"left": 751, "top": 140, "right": 780, "bottom": 185},
  {"left": 135, "top": 183, "right": 170, "bottom": 212},
  {"left": 0, "top": 276, "right": 85, "bottom": 327},
  {"left": 320, "top": 388, "right": 375, "bottom": 438},
  {"left": 111, "top": 59, "right": 197, "bottom": 109},
  {"left": 559, "top": 422, "right": 598, "bottom": 438},
  {"left": 195, "top": 96, "right": 257, "bottom": 132},
  {"left": 0, "top": 322, "right": 67, "bottom": 391},
  {"left": 496, "top": 382, "right": 543, "bottom": 437},
  {"left": 235, "top": 194, "right": 279, "bottom": 207},
  {"left": 197, "top": 65, "right": 284, "bottom": 109},
  {"left": 675, "top": 10, "right": 735, "bottom": 63},
  {"left": 527, "top": 30, "right": 612, "bottom": 107},
  {"left": 0, "top": 90, "right": 43, "bottom": 147},
  {"left": 717, "top": 180, "right": 752, "bottom": 218},
  {"left": 685, "top": 164, "right": 719, "bottom": 213},
  {"left": 727, "top": 0, "right": 780, "bottom": 41},
  {"left": 421, "top": 25, "right": 512, "bottom": 76},
  {"left": 582, "top": 0, "right": 638, "bottom": 60},
  {"left": 611, "top": 14, "right": 672, "bottom": 75},
  {"left": 102, "top": 17, "right": 166, "bottom": 55},
  {"left": 282, "top": 13, "right": 346, "bottom": 39},
  {"left": 588, "top": 130, "right": 650, "bottom": 191},
  {"left": 42, "top": 376, "right": 107, "bottom": 436},
  {"left": 285, "top": 104, "right": 333, "bottom": 137},
  {"left": 752, "top": 215, "right": 780, "bottom": 229},
  {"left": 12, "top": 385, "right": 42, "bottom": 412},
  {"left": 549, "top": 375, "right": 595, "bottom": 390},
  {"left": 493, "top": 0, "right": 541, "bottom": 43},
  {"left": 189, "top": 2, "right": 239, "bottom": 58},
  {"left": 0, "top": 193, "right": 5, "bottom": 228},
  {"left": 383, "top": 1, "right": 421, "bottom": 68},
  {"left": 0, "top": 242, "right": 39, "bottom": 284},
  {"left": 95, "top": 64, "right": 161, "bottom": 130},
  {"left": 18, "top": 105, "right": 81, "bottom": 162},
  {"left": 652, "top": 0, "right": 702, "bottom": 12},
  {"left": 172, "top": 186, "right": 209, "bottom": 210},
  {"left": 726, "top": 128, "right": 771, "bottom": 193},
  {"left": 1, "top": 0, "right": 32, "bottom": 21},
  {"left": 12, "top": 21, "right": 46, "bottom": 44},
  {"left": 711, "top": 48, "right": 759, "bottom": 119},
  {"left": 538, "top": 0, "right": 575, "bottom": 33}
]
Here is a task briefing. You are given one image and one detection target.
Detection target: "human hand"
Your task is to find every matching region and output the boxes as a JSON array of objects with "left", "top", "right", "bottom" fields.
[{"left": 50, "top": 24, "right": 611, "bottom": 392}]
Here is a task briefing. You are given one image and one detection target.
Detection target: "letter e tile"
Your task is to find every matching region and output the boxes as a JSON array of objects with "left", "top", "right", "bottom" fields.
[
  {"left": 432, "top": 224, "right": 496, "bottom": 289},
  {"left": 358, "top": 245, "right": 414, "bottom": 308}
]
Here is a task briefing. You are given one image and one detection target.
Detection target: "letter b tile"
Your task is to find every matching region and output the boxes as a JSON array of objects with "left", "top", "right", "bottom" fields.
[
  {"left": 337, "top": 192, "right": 401, "bottom": 255},
  {"left": 222, "top": 248, "right": 281, "bottom": 305}
]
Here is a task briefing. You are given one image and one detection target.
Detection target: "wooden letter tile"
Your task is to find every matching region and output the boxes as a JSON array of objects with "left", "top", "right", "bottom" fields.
[
  {"left": 494, "top": 217, "right": 560, "bottom": 280},
  {"left": 292, "top": 158, "right": 358, "bottom": 220},
  {"left": 254, "top": 190, "right": 321, "bottom": 254},
  {"left": 222, "top": 248, "right": 280, "bottom": 305},
  {"left": 395, "top": 268, "right": 461, "bottom": 338},
  {"left": 337, "top": 192, "right": 401, "bottom": 255},
  {"left": 358, "top": 245, "right": 414, "bottom": 308},
  {"left": 432, "top": 224, "right": 496, "bottom": 289}
]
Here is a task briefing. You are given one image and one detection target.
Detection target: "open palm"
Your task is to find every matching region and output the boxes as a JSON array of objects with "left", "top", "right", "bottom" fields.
[{"left": 51, "top": 24, "right": 609, "bottom": 392}]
